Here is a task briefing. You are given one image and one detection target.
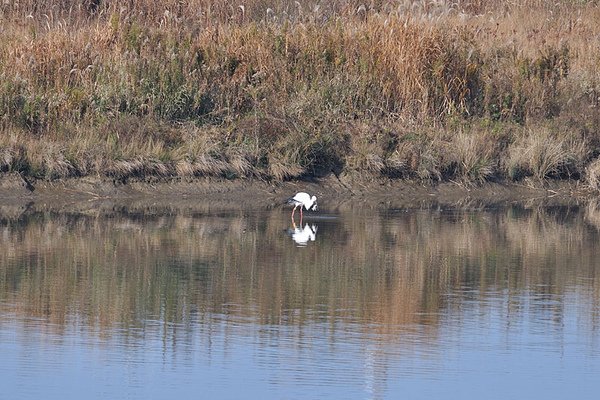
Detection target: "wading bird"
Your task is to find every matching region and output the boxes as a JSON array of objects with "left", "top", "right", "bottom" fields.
[{"left": 286, "top": 192, "right": 317, "bottom": 220}]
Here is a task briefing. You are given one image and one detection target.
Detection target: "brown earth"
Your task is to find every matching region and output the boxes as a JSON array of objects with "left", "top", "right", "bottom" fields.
[{"left": 0, "top": 172, "right": 595, "bottom": 217}]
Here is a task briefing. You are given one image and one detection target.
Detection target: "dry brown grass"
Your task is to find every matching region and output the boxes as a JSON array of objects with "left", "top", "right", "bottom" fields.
[
  {"left": 0, "top": 1, "right": 599, "bottom": 183},
  {"left": 585, "top": 158, "right": 600, "bottom": 191},
  {"left": 505, "top": 126, "right": 589, "bottom": 181},
  {"left": 345, "top": 124, "right": 387, "bottom": 175},
  {"left": 448, "top": 130, "right": 496, "bottom": 183}
]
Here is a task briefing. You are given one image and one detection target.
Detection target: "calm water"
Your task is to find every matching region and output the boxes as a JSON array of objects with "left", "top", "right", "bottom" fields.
[{"left": 1, "top": 203, "right": 600, "bottom": 399}]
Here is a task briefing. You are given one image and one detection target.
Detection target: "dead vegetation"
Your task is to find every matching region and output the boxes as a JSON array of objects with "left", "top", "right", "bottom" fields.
[{"left": 0, "top": 1, "right": 599, "bottom": 186}]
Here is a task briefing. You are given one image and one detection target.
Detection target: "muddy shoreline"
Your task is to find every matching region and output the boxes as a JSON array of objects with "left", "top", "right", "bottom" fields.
[{"left": 0, "top": 172, "right": 595, "bottom": 218}]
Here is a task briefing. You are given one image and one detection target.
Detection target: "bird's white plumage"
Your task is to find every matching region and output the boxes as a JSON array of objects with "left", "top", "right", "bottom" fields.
[
  {"left": 291, "top": 192, "right": 317, "bottom": 210},
  {"left": 287, "top": 192, "right": 318, "bottom": 220},
  {"left": 287, "top": 192, "right": 317, "bottom": 211}
]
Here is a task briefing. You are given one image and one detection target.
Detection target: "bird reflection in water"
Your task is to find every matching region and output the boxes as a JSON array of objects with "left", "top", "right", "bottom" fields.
[{"left": 287, "top": 220, "right": 318, "bottom": 247}]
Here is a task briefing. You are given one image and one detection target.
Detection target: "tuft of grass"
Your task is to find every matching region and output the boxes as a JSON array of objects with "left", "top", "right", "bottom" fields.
[
  {"left": 345, "top": 125, "right": 387, "bottom": 175},
  {"left": 174, "top": 156, "right": 229, "bottom": 178},
  {"left": 25, "top": 141, "right": 77, "bottom": 180},
  {"left": 505, "top": 127, "right": 588, "bottom": 182},
  {"left": 585, "top": 158, "right": 600, "bottom": 191},
  {"left": 172, "top": 126, "right": 232, "bottom": 178},
  {"left": 392, "top": 135, "right": 443, "bottom": 182},
  {"left": 448, "top": 131, "right": 497, "bottom": 184},
  {"left": 0, "top": 134, "right": 28, "bottom": 173}
]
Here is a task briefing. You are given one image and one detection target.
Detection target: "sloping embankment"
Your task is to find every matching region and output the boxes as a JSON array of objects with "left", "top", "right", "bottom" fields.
[{"left": 0, "top": 173, "right": 593, "bottom": 217}]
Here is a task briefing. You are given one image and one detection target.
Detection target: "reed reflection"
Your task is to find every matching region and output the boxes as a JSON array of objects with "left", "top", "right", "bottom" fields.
[{"left": 0, "top": 204, "right": 599, "bottom": 341}]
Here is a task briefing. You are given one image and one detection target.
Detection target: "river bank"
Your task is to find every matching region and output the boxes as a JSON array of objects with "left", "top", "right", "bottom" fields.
[
  {"left": 0, "top": 172, "right": 594, "bottom": 217},
  {"left": 2, "top": 1, "right": 600, "bottom": 191}
]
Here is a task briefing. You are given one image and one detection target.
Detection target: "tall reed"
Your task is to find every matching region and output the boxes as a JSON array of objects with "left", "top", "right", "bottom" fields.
[{"left": 1, "top": 1, "right": 599, "bottom": 184}]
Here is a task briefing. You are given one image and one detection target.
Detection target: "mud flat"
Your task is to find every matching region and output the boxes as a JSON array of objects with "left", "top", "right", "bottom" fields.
[{"left": 0, "top": 172, "right": 595, "bottom": 218}]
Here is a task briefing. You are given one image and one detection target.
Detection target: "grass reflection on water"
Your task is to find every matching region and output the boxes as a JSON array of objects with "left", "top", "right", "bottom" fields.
[{"left": 0, "top": 204, "right": 599, "bottom": 345}]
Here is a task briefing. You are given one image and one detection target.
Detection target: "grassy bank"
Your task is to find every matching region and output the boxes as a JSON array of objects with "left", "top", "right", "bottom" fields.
[{"left": 1, "top": 1, "right": 600, "bottom": 187}]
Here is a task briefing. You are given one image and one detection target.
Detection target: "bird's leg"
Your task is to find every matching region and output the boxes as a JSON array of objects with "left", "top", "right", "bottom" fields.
[{"left": 291, "top": 204, "right": 297, "bottom": 220}]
